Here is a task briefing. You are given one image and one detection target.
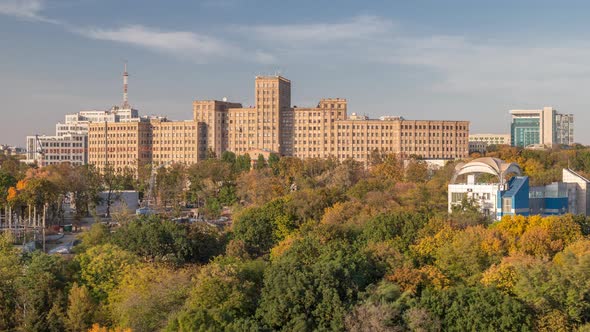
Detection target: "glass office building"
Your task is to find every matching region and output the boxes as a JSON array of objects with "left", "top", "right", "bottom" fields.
[
  {"left": 509, "top": 107, "right": 573, "bottom": 148},
  {"left": 511, "top": 117, "right": 541, "bottom": 147}
]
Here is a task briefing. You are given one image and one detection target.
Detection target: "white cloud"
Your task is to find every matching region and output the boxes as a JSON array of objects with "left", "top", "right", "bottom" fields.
[
  {"left": 0, "top": 0, "right": 57, "bottom": 23},
  {"left": 77, "top": 25, "right": 237, "bottom": 62},
  {"left": 243, "top": 15, "right": 394, "bottom": 44}
]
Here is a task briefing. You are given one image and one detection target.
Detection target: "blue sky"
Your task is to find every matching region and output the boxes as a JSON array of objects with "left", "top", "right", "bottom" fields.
[{"left": 2, "top": 0, "right": 590, "bottom": 145}]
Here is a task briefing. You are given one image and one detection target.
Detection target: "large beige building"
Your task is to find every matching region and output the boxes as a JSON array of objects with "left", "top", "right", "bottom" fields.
[
  {"left": 87, "top": 75, "right": 469, "bottom": 174},
  {"left": 196, "top": 76, "right": 470, "bottom": 165},
  {"left": 88, "top": 122, "right": 152, "bottom": 174},
  {"left": 193, "top": 100, "right": 242, "bottom": 157},
  {"left": 88, "top": 119, "right": 203, "bottom": 174}
]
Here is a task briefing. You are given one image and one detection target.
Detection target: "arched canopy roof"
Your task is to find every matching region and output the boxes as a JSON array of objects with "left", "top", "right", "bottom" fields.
[{"left": 451, "top": 157, "right": 521, "bottom": 184}]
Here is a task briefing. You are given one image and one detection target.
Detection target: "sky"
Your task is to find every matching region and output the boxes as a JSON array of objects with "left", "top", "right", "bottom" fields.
[{"left": 2, "top": 0, "right": 590, "bottom": 146}]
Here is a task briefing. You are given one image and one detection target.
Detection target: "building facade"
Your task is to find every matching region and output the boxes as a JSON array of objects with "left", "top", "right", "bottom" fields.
[
  {"left": 88, "top": 119, "right": 203, "bottom": 175},
  {"left": 510, "top": 107, "right": 574, "bottom": 148},
  {"left": 193, "top": 100, "right": 242, "bottom": 158},
  {"left": 25, "top": 133, "right": 88, "bottom": 166},
  {"left": 449, "top": 157, "right": 590, "bottom": 220},
  {"left": 468, "top": 133, "right": 511, "bottom": 154},
  {"left": 197, "top": 76, "right": 470, "bottom": 165},
  {"left": 555, "top": 113, "right": 574, "bottom": 145}
]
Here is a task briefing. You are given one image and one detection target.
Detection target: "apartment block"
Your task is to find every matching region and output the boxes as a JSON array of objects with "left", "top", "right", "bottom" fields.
[
  {"left": 292, "top": 99, "right": 347, "bottom": 159},
  {"left": 25, "top": 134, "right": 87, "bottom": 166},
  {"left": 331, "top": 118, "right": 469, "bottom": 163},
  {"left": 151, "top": 120, "right": 202, "bottom": 165},
  {"left": 88, "top": 122, "right": 152, "bottom": 174},
  {"left": 193, "top": 100, "right": 242, "bottom": 157},
  {"left": 88, "top": 119, "right": 203, "bottom": 175}
]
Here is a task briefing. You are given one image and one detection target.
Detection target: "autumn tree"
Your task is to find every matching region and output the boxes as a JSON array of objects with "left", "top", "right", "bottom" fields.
[{"left": 65, "top": 283, "right": 95, "bottom": 332}]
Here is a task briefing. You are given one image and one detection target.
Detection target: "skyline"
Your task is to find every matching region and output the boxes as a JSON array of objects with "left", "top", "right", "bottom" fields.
[{"left": 2, "top": 0, "right": 590, "bottom": 146}]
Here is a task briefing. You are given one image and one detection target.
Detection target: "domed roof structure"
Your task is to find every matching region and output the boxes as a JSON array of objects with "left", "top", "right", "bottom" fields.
[{"left": 451, "top": 157, "right": 521, "bottom": 184}]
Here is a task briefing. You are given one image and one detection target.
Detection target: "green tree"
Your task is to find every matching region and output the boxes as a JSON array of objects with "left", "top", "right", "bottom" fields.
[
  {"left": 110, "top": 217, "right": 223, "bottom": 265},
  {"left": 258, "top": 235, "right": 378, "bottom": 331},
  {"left": 361, "top": 211, "right": 430, "bottom": 254},
  {"left": 65, "top": 283, "right": 95, "bottom": 332},
  {"left": 232, "top": 198, "right": 295, "bottom": 256},
  {"left": 76, "top": 244, "right": 137, "bottom": 302},
  {"left": 168, "top": 259, "right": 265, "bottom": 331},
  {"left": 18, "top": 252, "right": 69, "bottom": 332},
  {"left": 0, "top": 233, "right": 20, "bottom": 330},
  {"left": 255, "top": 154, "right": 266, "bottom": 170},
  {"left": 420, "top": 285, "right": 533, "bottom": 331},
  {"left": 110, "top": 264, "right": 193, "bottom": 332}
]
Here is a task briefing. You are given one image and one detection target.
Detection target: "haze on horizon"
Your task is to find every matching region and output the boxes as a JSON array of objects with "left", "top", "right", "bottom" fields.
[{"left": 2, "top": 0, "right": 590, "bottom": 146}]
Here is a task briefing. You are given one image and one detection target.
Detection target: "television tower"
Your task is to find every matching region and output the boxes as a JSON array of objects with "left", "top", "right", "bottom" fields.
[{"left": 122, "top": 61, "right": 130, "bottom": 109}]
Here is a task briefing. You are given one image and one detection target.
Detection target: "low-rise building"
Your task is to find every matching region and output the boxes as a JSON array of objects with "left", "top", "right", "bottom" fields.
[{"left": 449, "top": 157, "right": 590, "bottom": 220}]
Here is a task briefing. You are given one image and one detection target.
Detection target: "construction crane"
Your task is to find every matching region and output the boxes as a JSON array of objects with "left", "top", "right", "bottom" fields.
[{"left": 35, "top": 134, "right": 45, "bottom": 167}]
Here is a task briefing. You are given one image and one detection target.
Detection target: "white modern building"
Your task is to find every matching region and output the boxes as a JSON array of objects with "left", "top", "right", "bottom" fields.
[
  {"left": 25, "top": 65, "right": 145, "bottom": 166},
  {"left": 510, "top": 107, "right": 574, "bottom": 148},
  {"left": 449, "top": 157, "right": 590, "bottom": 220},
  {"left": 449, "top": 157, "right": 524, "bottom": 219},
  {"left": 25, "top": 133, "right": 88, "bottom": 166}
]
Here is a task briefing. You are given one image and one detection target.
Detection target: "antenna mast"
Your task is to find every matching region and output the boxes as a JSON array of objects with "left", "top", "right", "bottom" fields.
[{"left": 122, "top": 61, "right": 129, "bottom": 109}]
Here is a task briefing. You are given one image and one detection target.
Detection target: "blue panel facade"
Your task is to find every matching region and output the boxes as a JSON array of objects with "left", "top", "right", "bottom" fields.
[
  {"left": 512, "top": 176, "right": 530, "bottom": 215},
  {"left": 543, "top": 197, "right": 568, "bottom": 215},
  {"left": 497, "top": 176, "right": 530, "bottom": 219}
]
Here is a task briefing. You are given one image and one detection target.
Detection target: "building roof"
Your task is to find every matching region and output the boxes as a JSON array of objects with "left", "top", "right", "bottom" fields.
[{"left": 451, "top": 157, "right": 521, "bottom": 184}]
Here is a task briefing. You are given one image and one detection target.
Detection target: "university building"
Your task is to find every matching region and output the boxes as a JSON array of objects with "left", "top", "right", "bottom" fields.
[
  {"left": 195, "top": 75, "right": 470, "bottom": 165},
  {"left": 81, "top": 74, "right": 470, "bottom": 174}
]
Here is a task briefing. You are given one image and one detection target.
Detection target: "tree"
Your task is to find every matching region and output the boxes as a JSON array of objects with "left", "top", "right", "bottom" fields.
[
  {"left": 361, "top": 211, "right": 430, "bottom": 254},
  {"left": 110, "top": 217, "right": 224, "bottom": 265},
  {"left": 154, "top": 163, "right": 186, "bottom": 212},
  {"left": 109, "top": 264, "right": 194, "bottom": 332},
  {"left": 76, "top": 244, "right": 137, "bottom": 302},
  {"left": 258, "top": 235, "right": 378, "bottom": 331},
  {"left": 101, "top": 165, "right": 134, "bottom": 218},
  {"left": 17, "top": 252, "right": 69, "bottom": 332},
  {"left": 167, "top": 259, "right": 265, "bottom": 331},
  {"left": 0, "top": 233, "right": 20, "bottom": 330},
  {"left": 420, "top": 285, "right": 533, "bottom": 331},
  {"left": 255, "top": 154, "right": 266, "bottom": 170},
  {"left": 405, "top": 158, "right": 429, "bottom": 183},
  {"left": 65, "top": 283, "right": 95, "bottom": 332},
  {"left": 232, "top": 198, "right": 295, "bottom": 257},
  {"left": 431, "top": 226, "right": 506, "bottom": 283},
  {"left": 370, "top": 153, "right": 403, "bottom": 182},
  {"left": 268, "top": 153, "right": 280, "bottom": 174}
]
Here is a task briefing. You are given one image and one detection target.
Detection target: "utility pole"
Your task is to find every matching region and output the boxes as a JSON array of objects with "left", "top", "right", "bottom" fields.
[{"left": 42, "top": 203, "right": 47, "bottom": 252}]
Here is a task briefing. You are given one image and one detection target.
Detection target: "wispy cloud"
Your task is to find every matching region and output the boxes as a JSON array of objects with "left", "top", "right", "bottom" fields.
[
  {"left": 243, "top": 15, "right": 394, "bottom": 44},
  {"left": 75, "top": 24, "right": 278, "bottom": 64},
  {"left": 0, "top": 0, "right": 57, "bottom": 23},
  {"left": 76, "top": 25, "right": 238, "bottom": 62}
]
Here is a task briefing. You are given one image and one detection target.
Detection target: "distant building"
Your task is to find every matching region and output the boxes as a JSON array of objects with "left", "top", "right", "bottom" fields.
[
  {"left": 0, "top": 145, "right": 25, "bottom": 157},
  {"left": 25, "top": 133, "right": 88, "bottom": 166},
  {"left": 468, "top": 133, "right": 510, "bottom": 154},
  {"left": 26, "top": 65, "right": 148, "bottom": 167},
  {"left": 198, "top": 76, "right": 470, "bottom": 166},
  {"left": 555, "top": 113, "right": 574, "bottom": 145},
  {"left": 510, "top": 107, "right": 574, "bottom": 148},
  {"left": 448, "top": 157, "right": 590, "bottom": 220},
  {"left": 88, "top": 119, "right": 202, "bottom": 175}
]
